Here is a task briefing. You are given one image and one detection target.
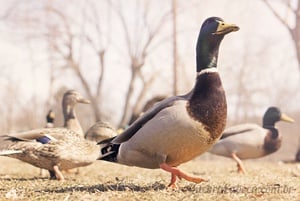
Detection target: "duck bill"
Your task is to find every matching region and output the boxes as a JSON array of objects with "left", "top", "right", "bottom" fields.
[
  {"left": 213, "top": 21, "right": 239, "bottom": 35},
  {"left": 78, "top": 98, "right": 90, "bottom": 104},
  {"left": 280, "top": 113, "right": 294, "bottom": 123}
]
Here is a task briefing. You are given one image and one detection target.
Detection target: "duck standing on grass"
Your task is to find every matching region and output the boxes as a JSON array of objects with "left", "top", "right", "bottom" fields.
[
  {"left": 98, "top": 17, "right": 239, "bottom": 188},
  {"left": 0, "top": 90, "right": 99, "bottom": 181},
  {"left": 209, "top": 107, "right": 294, "bottom": 173}
]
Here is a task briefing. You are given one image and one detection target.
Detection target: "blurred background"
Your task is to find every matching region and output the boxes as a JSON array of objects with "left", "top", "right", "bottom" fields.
[{"left": 0, "top": 0, "right": 299, "bottom": 161}]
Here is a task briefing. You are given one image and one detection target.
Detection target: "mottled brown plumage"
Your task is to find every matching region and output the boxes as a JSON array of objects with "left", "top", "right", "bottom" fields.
[
  {"left": 0, "top": 129, "right": 98, "bottom": 173},
  {"left": 0, "top": 90, "right": 97, "bottom": 181},
  {"left": 85, "top": 121, "right": 117, "bottom": 142}
]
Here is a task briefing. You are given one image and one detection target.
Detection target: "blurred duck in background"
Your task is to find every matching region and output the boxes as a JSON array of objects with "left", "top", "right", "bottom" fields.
[
  {"left": 0, "top": 90, "right": 98, "bottom": 181},
  {"left": 85, "top": 121, "right": 118, "bottom": 143},
  {"left": 61, "top": 90, "right": 90, "bottom": 137},
  {"left": 45, "top": 110, "right": 55, "bottom": 129},
  {"left": 209, "top": 107, "right": 294, "bottom": 173},
  {"left": 85, "top": 95, "right": 168, "bottom": 144},
  {"left": 128, "top": 95, "right": 167, "bottom": 125}
]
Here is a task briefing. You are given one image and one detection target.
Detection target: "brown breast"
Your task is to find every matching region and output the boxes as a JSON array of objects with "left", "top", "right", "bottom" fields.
[
  {"left": 263, "top": 129, "right": 282, "bottom": 154},
  {"left": 186, "top": 72, "right": 227, "bottom": 140}
]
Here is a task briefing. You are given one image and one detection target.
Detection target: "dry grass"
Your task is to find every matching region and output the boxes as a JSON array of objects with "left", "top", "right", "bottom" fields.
[{"left": 0, "top": 156, "right": 299, "bottom": 201}]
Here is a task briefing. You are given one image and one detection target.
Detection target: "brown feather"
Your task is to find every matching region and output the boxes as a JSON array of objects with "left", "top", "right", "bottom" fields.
[
  {"left": 186, "top": 72, "right": 227, "bottom": 140},
  {"left": 263, "top": 130, "right": 282, "bottom": 154}
]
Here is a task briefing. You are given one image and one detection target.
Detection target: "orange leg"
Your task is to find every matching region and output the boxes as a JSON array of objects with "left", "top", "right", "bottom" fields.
[
  {"left": 159, "top": 163, "right": 208, "bottom": 188},
  {"left": 231, "top": 153, "right": 246, "bottom": 174},
  {"left": 168, "top": 172, "right": 178, "bottom": 188},
  {"left": 53, "top": 165, "right": 65, "bottom": 181}
]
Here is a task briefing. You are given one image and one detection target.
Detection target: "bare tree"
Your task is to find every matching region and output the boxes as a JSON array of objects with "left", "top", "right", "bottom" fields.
[
  {"left": 2, "top": 0, "right": 173, "bottom": 128},
  {"left": 108, "top": 0, "right": 172, "bottom": 127},
  {"left": 3, "top": 83, "right": 19, "bottom": 132},
  {"left": 262, "top": 0, "right": 300, "bottom": 71},
  {"left": 42, "top": 1, "right": 112, "bottom": 122},
  {"left": 262, "top": 0, "right": 300, "bottom": 160},
  {"left": 172, "top": 0, "right": 179, "bottom": 95}
]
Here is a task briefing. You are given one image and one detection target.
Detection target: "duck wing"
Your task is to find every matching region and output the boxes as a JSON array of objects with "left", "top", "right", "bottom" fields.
[
  {"left": 112, "top": 93, "right": 191, "bottom": 144},
  {"left": 220, "top": 123, "right": 261, "bottom": 139},
  {"left": 1, "top": 127, "right": 80, "bottom": 144},
  {"left": 0, "top": 128, "right": 68, "bottom": 153}
]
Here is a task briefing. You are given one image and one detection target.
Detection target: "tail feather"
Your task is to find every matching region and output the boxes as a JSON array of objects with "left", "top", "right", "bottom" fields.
[
  {"left": 99, "top": 144, "right": 120, "bottom": 162},
  {"left": 97, "top": 137, "right": 120, "bottom": 162},
  {"left": 0, "top": 150, "right": 23, "bottom": 155},
  {"left": 0, "top": 136, "right": 24, "bottom": 156},
  {"left": 0, "top": 135, "right": 16, "bottom": 150}
]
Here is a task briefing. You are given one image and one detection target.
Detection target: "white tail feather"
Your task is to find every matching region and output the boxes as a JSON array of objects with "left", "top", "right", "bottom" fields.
[{"left": 0, "top": 150, "right": 23, "bottom": 155}]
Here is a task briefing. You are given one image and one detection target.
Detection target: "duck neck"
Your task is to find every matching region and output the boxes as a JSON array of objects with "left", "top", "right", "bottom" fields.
[
  {"left": 196, "top": 35, "right": 223, "bottom": 72},
  {"left": 263, "top": 124, "right": 279, "bottom": 139},
  {"left": 263, "top": 117, "right": 278, "bottom": 136},
  {"left": 63, "top": 105, "right": 84, "bottom": 136}
]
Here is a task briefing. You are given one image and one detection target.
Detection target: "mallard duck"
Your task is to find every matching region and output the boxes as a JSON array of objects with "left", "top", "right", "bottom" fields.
[
  {"left": 48, "top": 90, "right": 90, "bottom": 178},
  {"left": 209, "top": 107, "right": 294, "bottom": 173},
  {"left": 0, "top": 90, "right": 98, "bottom": 181},
  {"left": 98, "top": 17, "right": 239, "bottom": 188},
  {"left": 62, "top": 90, "right": 90, "bottom": 137},
  {"left": 85, "top": 121, "right": 117, "bottom": 142},
  {"left": 45, "top": 110, "right": 55, "bottom": 128}
]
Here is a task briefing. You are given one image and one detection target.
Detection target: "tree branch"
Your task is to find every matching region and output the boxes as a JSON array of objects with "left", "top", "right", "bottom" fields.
[{"left": 262, "top": 0, "right": 292, "bottom": 29}]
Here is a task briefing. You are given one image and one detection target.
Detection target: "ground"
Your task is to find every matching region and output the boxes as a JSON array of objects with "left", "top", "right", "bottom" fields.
[{"left": 0, "top": 155, "right": 299, "bottom": 201}]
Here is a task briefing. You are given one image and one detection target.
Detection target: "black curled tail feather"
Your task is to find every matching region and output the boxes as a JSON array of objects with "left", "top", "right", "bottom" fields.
[
  {"left": 99, "top": 143, "right": 120, "bottom": 162},
  {"left": 97, "top": 136, "right": 120, "bottom": 162}
]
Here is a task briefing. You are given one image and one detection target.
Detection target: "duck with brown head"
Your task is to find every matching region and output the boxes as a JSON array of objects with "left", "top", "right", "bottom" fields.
[
  {"left": 45, "top": 110, "right": 55, "bottom": 128},
  {"left": 62, "top": 90, "right": 90, "bottom": 137},
  {"left": 85, "top": 121, "right": 118, "bottom": 142},
  {"left": 0, "top": 90, "right": 98, "bottom": 181},
  {"left": 98, "top": 17, "right": 239, "bottom": 188}
]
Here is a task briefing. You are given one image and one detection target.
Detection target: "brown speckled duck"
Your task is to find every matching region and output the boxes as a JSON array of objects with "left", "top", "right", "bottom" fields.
[
  {"left": 209, "top": 107, "right": 294, "bottom": 173},
  {"left": 62, "top": 90, "right": 90, "bottom": 137},
  {"left": 98, "top": 17, "right": 239, "bottom": 188},
  {"left": 0, "top": 90, "right": 98, "bottom": 181},
  {"left": 85, "top": 121, "right": 118, "bottom": 142}
]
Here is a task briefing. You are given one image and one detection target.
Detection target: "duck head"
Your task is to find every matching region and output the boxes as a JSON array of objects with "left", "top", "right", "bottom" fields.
[
  {"left": 46, "top": 110, "right": 55, "bottom": 124},
  {"left": 196, "top": 17, "right": 239, "bottom": 72},
  {"left": 262, "top": 107, "right": 294, "bottom": 128},
  {"left": 62, "top": 90, "right": 90, "bottom": 119},
  {"left": 63, "top": 90, "right": 90, "bottom": 107}
]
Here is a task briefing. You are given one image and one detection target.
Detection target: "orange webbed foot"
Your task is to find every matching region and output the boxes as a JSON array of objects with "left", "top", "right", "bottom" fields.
[{"left": 160, "top": 163, "right": 208, "bottom": 188}]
